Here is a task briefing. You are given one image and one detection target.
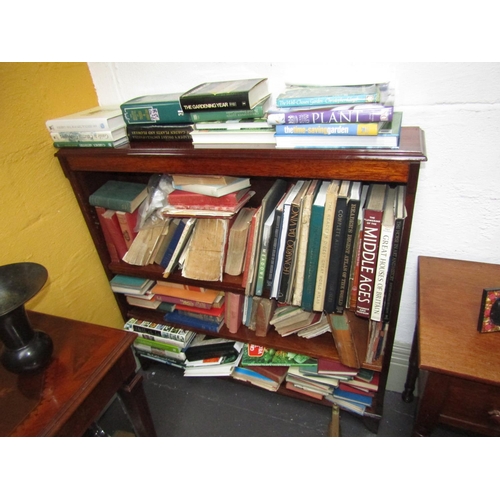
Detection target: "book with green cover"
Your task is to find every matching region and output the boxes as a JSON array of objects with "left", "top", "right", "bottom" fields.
[
  {"left": 240, "top": 344, "right": 317, "bottom": 367},
  {"left": 121, "top": 93, "right": 193, "bottom": 124},
  {"left": 190, "top": 95, "right": 271, "bottom": 122},
  {"left": 89, "top": 180, "right": 148, "bottom": 213}
]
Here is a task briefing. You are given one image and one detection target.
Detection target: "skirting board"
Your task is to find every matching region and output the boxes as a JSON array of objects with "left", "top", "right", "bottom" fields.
[{"left": 386, "top": 341, "right": 417, "bottom": 395}]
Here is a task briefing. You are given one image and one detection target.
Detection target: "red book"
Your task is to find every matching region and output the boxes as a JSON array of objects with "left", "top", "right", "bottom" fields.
[
  {"left": 251, "top": 365, "right": 288, "bottom": 385},
  {"left": 116, "top": 209, "right": 139, "bottom": 248},
  {"left": 224, "top": 292, "right": 244, "bottom": 334},
  {"left": 175, "top": 302, "right": 225, "bottom": 317},
  {"left": 167, "top": 187, "right": 252, "bottom": 210},
  {"left": 95, "top": 207, "right": 127, "bottom": 261},
  {"left": 355, "top": 184, "right": 387, "bottom": 318},
  {"left": 317, "top": 358, "right": 359, "bottom": 377},
  {"left": 338, "top": 382, "right": 376, "bottom": 397}
]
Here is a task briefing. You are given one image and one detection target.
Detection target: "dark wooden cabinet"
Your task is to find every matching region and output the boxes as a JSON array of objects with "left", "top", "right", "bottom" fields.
[{"left": 56, "top": 127, "right": 427, "bottom": 431}]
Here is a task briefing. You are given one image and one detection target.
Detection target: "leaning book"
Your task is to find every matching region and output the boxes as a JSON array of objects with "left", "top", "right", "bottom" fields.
[{"left": 240, "top": 344, "right": 317, "bottom": 367}]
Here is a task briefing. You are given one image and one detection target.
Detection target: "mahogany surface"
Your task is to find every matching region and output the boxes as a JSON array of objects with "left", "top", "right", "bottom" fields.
[
  {"left": 411, "top": 256, "right": 500, "bottom": 436},
  {"left": 0, "top": 311, "right": 156, "bottom": 437}
]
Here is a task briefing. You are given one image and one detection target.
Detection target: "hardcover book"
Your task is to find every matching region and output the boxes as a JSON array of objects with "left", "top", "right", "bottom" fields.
[
  {"left": 89, "top": 180, "right": 148, "bottom": 213},
  {"left": 95, "top": 207, "right": 128, "bottom": 261},
  {"left": 167, "top": 187, "right": 252, "bottom": 210},
  {"left": 301, "top": 180, "right": 330, "bottom": 311},
  {"left": 120, "top": 93, "right": 193, "bottom": 124},
  {"left": 327, "top": 312, "right": 361, "bottom": 369},
  {"left": 324, "top": 180, "right": 351, "bottom": 313},
  {"left": 180, "top": 77, "right": 270, "bottom": 112},
  {"left": 240, "top": 344, "right": 317, "bottom": 367},
  {"left": 274, "top": 112, "right": 403, "bottom": 150},
  {"left": 313, "top": 180, "right": 340, "bottom": 311},
  {"left": 53, "top": 137, "right": 129, "bottom": 148},
  {"left": 370, "top": 187, "right": 397, "bottom": 322},
  {"left": 189, "top": 95, "right": 271, "bottom": 122},
  {"left": 46, "top": 106, "right": 125, "bottom": 132},
  {"left": 275, "top": 122, "right": 381, "bottom": 136},
  {"left": 276, "top": 82, "right": 387, "bottom": 108},
  {"left": 224, "top": 207, "right": 256, "bottom": 276},
  {"left": 50, "top": 126, "right": 126, "bottom": 142},
  {"left": 126, "top": 124, "right": 193, "bottom": 141},
  {"left": 171, "top": 175, "right": 251, "bottom": 198},
  {"left": 335, "top": 182, "right": 362, "bottom": 313},
  {"left": 355, "top": 184, "right": 388, "bottom": 318},
  {"left": 267, "top": 104, "right": 394, "bottom": 125},
  {"left": 181, "top": 217, "right": 231, "bottom": 282}
]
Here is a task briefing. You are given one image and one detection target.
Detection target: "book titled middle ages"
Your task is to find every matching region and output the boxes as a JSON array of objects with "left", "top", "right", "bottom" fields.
[{"left": 355, "top": 184, "right": 388, "bottom": 318}]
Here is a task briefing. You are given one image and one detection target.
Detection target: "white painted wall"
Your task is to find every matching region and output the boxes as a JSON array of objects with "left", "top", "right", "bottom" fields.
[{"left": 87, "top": 62, "right": 500, "bottom": 352}]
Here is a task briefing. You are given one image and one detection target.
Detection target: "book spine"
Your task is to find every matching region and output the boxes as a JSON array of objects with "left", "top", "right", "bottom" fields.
[
  {"left": 370, "top": 221, "right": 395, "bottom": 322},
  {"left": 277, "top": 201, "right": 301, "bottom": 302},
  {"left": 275, "top": 123, "right": 379, "bottom": 136},
  {"left": 50, "top": 130, "right": 124, "bottom": 141},
  {"left": 164, "top": 311, "right": 222, "bottom": 333},
  {"left": 301, "top": 204, "right": 324, "bottom": 311},
  {"left": 263, "top": 207, "right": 284, "bottom": 294},
  {"left": 224, "top": 292, "right": 244, "bottom": 334},
  {"left": 159, "top": 219, "right": 186, "bottom": 268},
  {"left": 276, "top": 92, "right": 381, "bottom": 108},
  {"left": 267, "top": 106, "right": 394, "bottom": 125},
  {"left": 180, "top": 91, "right": 253, "bottom": 112},
  {"left": 324, "top": 196, "right": 348, "bottom": 313},
  {"left": 190, "top": 105, "right": 265, "bottom": 122},
  {"left": 134, "top": 335, "right": 183, "bottom": 353},
  {"left": 53, "top": 141, "right": 120, "bottom": 148},
  {"left": 46, "top": 118, "right": 118, "bottom": 132},
  {"left": 313, "top": 189, "right": 337, "bottom": 311},
  {"left": 382, "top": 217, "right": 405, "bottom": 323},
  {"left": 124, "top": 318, "right": 193, "bottom": 342},
  {"left": 155, "top": 294, "right": 213, "bottom": 310},
  {"left": 133, "top": 342, "right": 186, "bottom": 361},
  {"left": 95, "top": 207, "right": 127, "bottom": 261},
  {"left": 335, "top": 197, "right": 361, "bottom": 313},
  {"left": 355, "top": 209, "right": 383, "bottom": 318},
  {"left": 127, "top": 128, "right": 193, "bottom": 141},
  {"left": 121, "top": 102, "right": 192, "bottom": 125},
  {"left": 116, "top": 210, "right": 139, "bottom": 249}
]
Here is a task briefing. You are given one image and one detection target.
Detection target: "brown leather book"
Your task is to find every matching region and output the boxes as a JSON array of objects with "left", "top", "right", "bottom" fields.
[{"left": 327, "top": 312, "right": 361, "bottom": 369}]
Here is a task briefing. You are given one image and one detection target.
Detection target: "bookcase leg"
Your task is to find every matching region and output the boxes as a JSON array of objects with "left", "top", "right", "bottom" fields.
[
  {"left": 402, "top": 324, "right": 419, "bottom": 403},
  {"left": 362, "top": 415, "right": 381, "bottom": 434},
  {"left": 328, "top": 404, "right": 340, "bottom": 437}
]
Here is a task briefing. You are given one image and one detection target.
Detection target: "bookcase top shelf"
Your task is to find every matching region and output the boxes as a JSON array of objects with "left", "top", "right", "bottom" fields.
[{"left": 56, "top": 127, "right": 426, "bottom": 185}]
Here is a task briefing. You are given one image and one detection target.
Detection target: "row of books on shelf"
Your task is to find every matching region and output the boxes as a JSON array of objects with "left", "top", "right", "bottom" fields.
[
  {"left": 45, "top": 78, "right": 402, "bottom": 150},
  {"left": 124, "top": 317, "right": 379, "bottom": 416},
  {"left": 92, "top": 173, "right": 406, "bottom": 327}
]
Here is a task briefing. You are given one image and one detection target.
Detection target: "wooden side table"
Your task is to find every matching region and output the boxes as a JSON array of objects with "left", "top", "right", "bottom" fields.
[
  {"left": 404, "top": 256, "right": 500, "bottom": 436},
  {"left": 0, "top": 311, "right": 156, "bottom": 437}
]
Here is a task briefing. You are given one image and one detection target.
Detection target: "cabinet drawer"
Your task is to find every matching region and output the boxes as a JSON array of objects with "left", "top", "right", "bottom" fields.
[{"left": 440, "top": 378, "right": 500, "bottom": 435}]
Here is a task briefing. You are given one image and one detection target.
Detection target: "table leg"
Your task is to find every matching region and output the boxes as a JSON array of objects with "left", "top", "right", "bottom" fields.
[
  {"left": 118, "top": 371, "right": 157, "bottom": 437},
  {"left": 402, "top": 323, "right": 419, "bottom": 403},
  {"left": 412, "top": 371, "right": 449, "bottom": 436}
]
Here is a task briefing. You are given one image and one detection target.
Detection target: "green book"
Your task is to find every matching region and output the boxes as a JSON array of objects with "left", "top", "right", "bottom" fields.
[
  {"left": 134, "top": 336, "right": 183, "bottom": 354},
  {"left": 120, "top": 93, "right": 193, "bottom": 124},
  {"left": 301, "top": 181, "right": 330, "bottom": 311},
  {"left": 89, "top": 180, "right": 148, "bottom": 213},
  {"left": 240, "top": 344, "right": 317, "bottom": 367}
]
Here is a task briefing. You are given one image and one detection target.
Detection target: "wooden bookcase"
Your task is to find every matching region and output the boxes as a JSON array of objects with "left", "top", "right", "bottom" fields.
[{"left": 56, "top": 126, "right": 427, "bottom": 433}]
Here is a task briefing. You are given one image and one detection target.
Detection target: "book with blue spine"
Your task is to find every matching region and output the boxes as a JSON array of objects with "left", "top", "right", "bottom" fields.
[
  {"left": 164, "top": 310, "right": 223, "bottom": 334},
  {"left": 267, "top": 104, "right": 394, "bottom": 125}
]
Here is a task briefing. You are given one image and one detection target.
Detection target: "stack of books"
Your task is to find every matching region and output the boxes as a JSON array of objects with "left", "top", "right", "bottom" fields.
[
  {"left": 183, "top": 334, "right": 244, "bottom": 377},
  {"left": 89, "top": 180, "right": 149, "bottom": 262},
  {"left": 46, "top": 106, "right": 128, "bottom": 148},
  {"left": 120, "top": 92, "right": 195, "bottom": 143},
  {"left": 268, "top": 82, "right": 402, "bottom": 149},
  {"left": 178, "top": 78, "right": 275, "bottom": 147},
  {"left": 124, "top": 317, "right": 197, "bottom": 369}
]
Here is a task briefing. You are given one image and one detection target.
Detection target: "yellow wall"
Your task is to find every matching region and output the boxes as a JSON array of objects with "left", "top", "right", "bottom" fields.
[{"left": 0, "top": 62, "right": 123, "bottom": 328}]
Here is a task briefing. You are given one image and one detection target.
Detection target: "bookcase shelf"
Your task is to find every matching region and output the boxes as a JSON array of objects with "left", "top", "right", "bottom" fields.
[{"left": 56, "top": 126, "right": 426, "bottom": 431}]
